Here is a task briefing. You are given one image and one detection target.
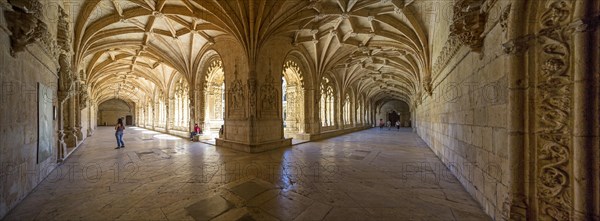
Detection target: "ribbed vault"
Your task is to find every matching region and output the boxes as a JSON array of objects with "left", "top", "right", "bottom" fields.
[{"left": 74, "top": 0, "right": 430, "bottom": 113}]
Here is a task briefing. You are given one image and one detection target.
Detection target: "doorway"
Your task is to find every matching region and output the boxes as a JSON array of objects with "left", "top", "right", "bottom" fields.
[{"left": 388, "top": 111, "right": 399, "bottom": 125}]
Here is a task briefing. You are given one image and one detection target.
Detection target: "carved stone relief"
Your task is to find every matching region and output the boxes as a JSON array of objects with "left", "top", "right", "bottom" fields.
[
  {"left": 228, "top": 73, "right": 245, "bottom": 118},
  {"left": 248, "top": 78, "right": 257, "bottom": 117},
  {"left": 450, "top": 0, "right": 487, "bottom": 51},
  {"left": 260, "top": 75, "right": 279, "bottom": 119},
  {"left": 535, "top": 0, "right": 575, "bottom": 220},
  {"left": 3, "top": 0, "right": 57, "bottom": 57},
  {"left": 499, "top": 4, "right": 512, "bottom": 36},
  {"left": 56, "top": 6, "right": 71, "bottom": 53},
  {"left": 58, "top": 53, "right": 75, "bottom": 102},
  {"left": 433, "top": 0, "right": 494, "bottom": 76},
  {"left": 79, "top": 84, "right": 89, "bottom": 110}
]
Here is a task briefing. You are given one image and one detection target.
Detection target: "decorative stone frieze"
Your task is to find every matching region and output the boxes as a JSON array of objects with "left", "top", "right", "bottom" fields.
[
  {"left": 260, "top": 72, "right": 279, "bottom": 119},
  {"left": 228, "top": 68, "right": 246, "bottom": 118},
  {"left": 79, "top": 84, "right": 89, "bottom": 110},
  {"left": 535, "top": 0, "right": 575, "bottom": 220},
  {"left": 432, "top": 35, "right": 462, "bottom": 76},
  {"left": 248, "top": 77, "right": 257, "bottom": 117}
]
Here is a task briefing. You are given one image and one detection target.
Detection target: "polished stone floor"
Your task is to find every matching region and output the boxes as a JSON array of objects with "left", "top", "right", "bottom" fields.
[{"left": 3, "top": 127, "right": 491, "bottom": 221}]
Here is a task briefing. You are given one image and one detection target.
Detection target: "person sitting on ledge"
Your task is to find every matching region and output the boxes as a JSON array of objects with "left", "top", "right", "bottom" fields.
[{"left": 190, "top": 123, "right": 202, "bottom": 141}]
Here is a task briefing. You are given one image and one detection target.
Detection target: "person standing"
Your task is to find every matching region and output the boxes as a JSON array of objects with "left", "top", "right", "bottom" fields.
[
  {"left": 115, "top": 118, "right": 125, "bottom": 149},
  {"left": 387, "top": 120, "right": 391, "bottom": 130},
  {"left": 379, "top": 119, "right": 384, "bottom": 130},
  {"left": 395, "top": 120, "right": 401, "bottom": 130}
]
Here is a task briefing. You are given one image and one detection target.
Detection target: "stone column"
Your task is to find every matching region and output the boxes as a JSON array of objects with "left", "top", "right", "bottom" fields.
[
  {"left": 74, "top": 88, "right": 83, "bottom": 142},
  {"left": 64, "top": 98, "right": 78, "bottom": 148},
  {"left": 302, "top": 88, "right": 318, "bottom": 135},
  {"left": 571, "top": 4, "right": 598, "bottom": 219},
  {"left": 501, "top": 1, "right": 528, "bottom": 218},
  {"left": 166, "top": 97, "right": 172, "bottom": 132},
  {"left": 86, "top": 101, "right": 93, "bottom": 137},
  {"left": 284, "top": 86, "right": 297, "bottom": 133},
  {"left": 56, "top": 93, "right": 68, "bottom": 161},
  {"left": 188, "top": 88, "right": 196, "bottom": 132}
]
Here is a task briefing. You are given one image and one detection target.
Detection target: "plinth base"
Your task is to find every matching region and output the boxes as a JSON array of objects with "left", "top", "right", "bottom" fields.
[{"left": 215, "top": 138, "right": 292, "bottom": 153}]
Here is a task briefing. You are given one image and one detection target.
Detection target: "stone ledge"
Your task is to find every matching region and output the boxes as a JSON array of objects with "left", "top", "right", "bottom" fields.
[{"left": 215, "top": 138, "right": 292, "bottom": 153}]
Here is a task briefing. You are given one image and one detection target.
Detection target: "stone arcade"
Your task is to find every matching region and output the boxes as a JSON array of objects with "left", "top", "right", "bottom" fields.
[{"left": 0, "top": 0, "right": 599, "bottom": 220}]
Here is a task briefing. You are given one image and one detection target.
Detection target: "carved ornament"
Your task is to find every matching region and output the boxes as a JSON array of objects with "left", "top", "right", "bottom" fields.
[
  {"left": 450, "top": 0, "right": 487, "bottom": 52},
  {"left": 535, "top": 1, "right": 575, "bottom": 220}
]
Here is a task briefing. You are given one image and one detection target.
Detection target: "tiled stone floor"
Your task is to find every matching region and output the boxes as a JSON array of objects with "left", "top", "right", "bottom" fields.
[{"left": 3, "top": 127, "right": 491, "bottom": 221}]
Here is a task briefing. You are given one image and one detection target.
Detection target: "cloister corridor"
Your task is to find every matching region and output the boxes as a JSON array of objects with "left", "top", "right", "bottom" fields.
[
  {"left": 2, "top": 0, "right": 599, "bottom": 220},
  {"left": 2, "top": 127, "right": 490, "bottom": 221}
]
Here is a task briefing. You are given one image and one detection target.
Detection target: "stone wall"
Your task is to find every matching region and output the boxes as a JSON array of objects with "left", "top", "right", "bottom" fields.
[
  {"left": 414, "top": 1, "right": 511, "bottom": 220},
  {"left": 0, "top": 8, "right": 60, "bottom": 219},
  {"left": 376, "top": 100, "right": 411, "bottom": 127},
  {"left": 97, "top": 99, "right": 133, "bottom": 126}
]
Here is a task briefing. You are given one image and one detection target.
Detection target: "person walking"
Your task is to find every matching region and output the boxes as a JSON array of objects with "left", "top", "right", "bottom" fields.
[
  {"left": 115, "top": 118, "right": 125, "bottom": 149},
  {"left": 396, "top": 120, "right": 401, "bottom": 130},
  {"left": 379, "top": 119, "right": 384, "bottom": 130},
  {"left": 387, "top": 120, "right": 391, "bottom": 130}
]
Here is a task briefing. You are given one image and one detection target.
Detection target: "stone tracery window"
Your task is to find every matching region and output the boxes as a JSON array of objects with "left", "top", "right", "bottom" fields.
[
  {"left": 204, "top": 60, "right": 225, "bottom": 133},
  {"left": 173, "top": 78, "right": 189, "bottom": 130},
  {"left": 357, "top": 99, "right": 363, "bottom": 125},
  {"left": 157, "top": 92, "right": 167, "bottom": 128},
  {"left": 146, "top": 98, "right": 153, "bottom": 126},
  {"left": 320, "top": 77, "right": 335, "bottom": 127},
  {"left": 343, "top": 93, "right": 351, "bottom": 125},
  {"left": 282, "top": 60, "right": 305, "bottom": 135}
]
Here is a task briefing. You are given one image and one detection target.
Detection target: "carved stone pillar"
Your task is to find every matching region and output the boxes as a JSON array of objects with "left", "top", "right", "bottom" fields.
[
  {"left": 56, "top": 93, "right": 68, "bottom": 161},
  {"left": 188, "top": 89, "right": 196, "bottom": 131},
  {"left": 303, "top": 88, "right": 320, "bottom": 135},
  {"left": 215, "top": 54, "right": 291, "bottom": 152},
  {"left": 284, "top": 86, "right": 297, "bottom": 133},
  {"left": 74, "top": 89, "right": 83, "bottom": 141},
  {"left": 196, "top": 83, "right": 206, "bottom": 130},
  {"left": 64, "top": 98, "right": 78, "bottom": 148},
  {"left": 87, "top": 101, "right": 94, "bottom": 136},
  {"left": 166, "top": 98, "right": 173, "bottom": 132},
  {"left": 570, "top": 5, "right": 599, "bottom": 221}
]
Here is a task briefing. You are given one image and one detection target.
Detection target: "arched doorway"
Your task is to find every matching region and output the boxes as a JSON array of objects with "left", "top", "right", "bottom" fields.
[
  {"left": 282, "top": 60, "right": 305, "bottom": 138},
  {"left": 204, "top": 60, "right": 225, "bottom": 137}
]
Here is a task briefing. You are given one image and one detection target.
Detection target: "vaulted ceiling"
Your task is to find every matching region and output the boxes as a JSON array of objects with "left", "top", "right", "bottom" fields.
[{"left": 73, "top": 0, "right": 430, "bottom": 105}]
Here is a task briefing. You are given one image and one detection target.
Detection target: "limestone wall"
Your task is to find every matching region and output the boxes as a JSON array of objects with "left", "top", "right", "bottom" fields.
[
  {"left": 97, "top": 99, "right": 133, "bottom": 126},
  {"left": 0, "top": 9, "right": 60, "bottom": 219},
  {"left": 414, "top": 1, "right": 511, "bottom": 220},
  {"left": 376, "top": 100, "right": 411, "bottom": 127}
]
